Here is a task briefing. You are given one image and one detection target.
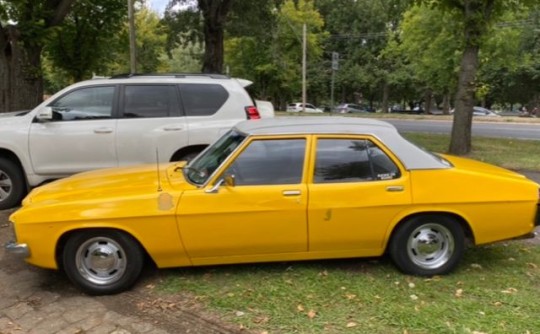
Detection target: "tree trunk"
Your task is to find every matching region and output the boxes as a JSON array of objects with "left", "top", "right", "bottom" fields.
[
  {"left": 442, "top": 93, "right": 450, "bottom": 115},
  {"left": 382, "top": 82, "right": 389, "bottom": 113},
  {"left": 0, "top": 26, "right": 43, "bottom": 112},
  {"left": 199, "top": 0, "right": 233, "bottom": 74},
  {"left": 448, "top": 0, "right": 494, "bottom": 155},
  {"left": 449, "top": 44, "right": 479, "bottom": 155},
  {"left": 424, "top": 89, "right": 432, "bottom": 115}
]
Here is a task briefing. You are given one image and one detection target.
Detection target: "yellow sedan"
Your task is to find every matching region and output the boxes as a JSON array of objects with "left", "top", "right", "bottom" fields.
[{"left": 6, "top": 117, "right": 539, "bottom": 295}]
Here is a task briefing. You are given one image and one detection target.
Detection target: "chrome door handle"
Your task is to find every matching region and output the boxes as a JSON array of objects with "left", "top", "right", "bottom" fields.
[
  {"left": 386, "top": 186, "right": 404, "bottom": 192},
  {"left": 282, "top": 190, "right": 301, "bottom": 196},
  {"left": 93, "top": 127, "right": 113, "bottom": 134}
]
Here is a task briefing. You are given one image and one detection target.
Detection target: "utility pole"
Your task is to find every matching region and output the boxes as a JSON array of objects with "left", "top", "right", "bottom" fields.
[
  {"left": 331, "top": 52, "right": 339, "bottom": 113},
  {"left": 302, "top": 23, "right": 307, "bottom": 113},
  {"left": 128, "top": 0, "right": 137, "bottom": 74}
]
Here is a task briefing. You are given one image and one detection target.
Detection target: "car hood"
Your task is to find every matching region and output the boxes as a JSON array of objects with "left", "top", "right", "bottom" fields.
[
  {"left": 21, "top": 162, "right": 190, "bottom": 206},
  {"left": 0, "top": 110, "right": 30, "bottom": 118},
  {"left": 441, "top": 154, "right": 533, "bottom": 181}
]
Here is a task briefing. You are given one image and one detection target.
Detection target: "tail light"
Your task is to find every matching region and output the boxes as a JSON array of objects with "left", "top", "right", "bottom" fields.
[{"left": 245, "top": 106, "right": 261, "bottom": 120}]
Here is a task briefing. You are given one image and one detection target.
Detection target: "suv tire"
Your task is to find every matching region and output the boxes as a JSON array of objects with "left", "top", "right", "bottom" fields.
[{"left": 0, "top": 157, "right": 26, "bottom": 210}]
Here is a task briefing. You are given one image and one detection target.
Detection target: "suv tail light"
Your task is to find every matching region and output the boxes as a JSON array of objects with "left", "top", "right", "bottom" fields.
[{"left": 245, "top": 106, "right": 261, "bottom": 120}]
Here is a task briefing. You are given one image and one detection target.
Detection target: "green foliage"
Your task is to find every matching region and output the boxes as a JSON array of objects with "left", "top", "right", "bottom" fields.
[{"left": 44, "top": 0, "right": 127, "bottom": 82}]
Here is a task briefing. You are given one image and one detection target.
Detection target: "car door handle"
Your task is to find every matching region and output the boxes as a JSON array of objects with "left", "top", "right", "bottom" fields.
[
  {"left": 282, "top": 190, "right": 301, "bottom": 196},
  {"left": 386, "top": 186, "right": 404, "bottom": 192},
  {"left": 163, "top": 126, "right": 183, "bottom": 131},
  {"left": 93, "top": 127, "right": 113, "bottom": 134}
]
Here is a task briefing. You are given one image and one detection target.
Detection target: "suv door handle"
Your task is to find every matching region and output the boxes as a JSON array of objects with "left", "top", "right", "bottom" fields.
[
  {"left": 163, "top": 126, "right": 183, "bottom": 131},
  {"left": 93, "top": 127, "right": 113, "bottom": 134},
  {"left": 386, "top": 186, "right": 404, "bottom": 192}
]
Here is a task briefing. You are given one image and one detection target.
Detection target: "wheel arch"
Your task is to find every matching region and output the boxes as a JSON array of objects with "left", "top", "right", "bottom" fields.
[
  {"left": 386, "top": 211, "right": 475, "bottom": 252},
  {"left": 55, "top": 227, "right": 156, "bottom": 270},
  {"left": 170, "top": 145, "right": 207, "bottom": 162}
]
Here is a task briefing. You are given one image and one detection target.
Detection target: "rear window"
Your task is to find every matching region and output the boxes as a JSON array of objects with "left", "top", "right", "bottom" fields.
[{"left": 179, "top": 83, "right": 229, "bottom": 116}]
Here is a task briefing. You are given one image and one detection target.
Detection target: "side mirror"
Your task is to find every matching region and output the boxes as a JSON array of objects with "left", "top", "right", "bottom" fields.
[
  {"left": 36, "top": 107, "right": 53, "bottom": 122},
  {"left": 224, "top": 174, "right": 236, "bottom": 187}
]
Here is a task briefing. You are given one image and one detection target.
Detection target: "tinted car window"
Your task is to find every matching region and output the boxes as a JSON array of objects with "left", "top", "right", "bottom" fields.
[
  {"left": 314, "top": 139, "right": 400, "bottom": 183},
  {"left": 123, "top": 85, "right": 178, "bottom": 118},
  {"left": 179, "top": 83, "right": 229, "bottom": 116},
  {"left": 225, "top": 139, "right": 306, "bottom": 185},
  {"left": 49, "top": 86, "right": 115, "bottom": 121}
]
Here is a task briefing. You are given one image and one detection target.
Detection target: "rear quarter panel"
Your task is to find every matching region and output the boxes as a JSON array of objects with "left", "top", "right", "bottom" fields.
[{"left": 409, "top": 169, "right": 538, "bottom": 244}]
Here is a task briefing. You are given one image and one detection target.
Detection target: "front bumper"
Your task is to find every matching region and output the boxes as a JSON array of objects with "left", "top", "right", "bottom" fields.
[{"left": 5, "top": 241, "right": 30, "bottom": 258}]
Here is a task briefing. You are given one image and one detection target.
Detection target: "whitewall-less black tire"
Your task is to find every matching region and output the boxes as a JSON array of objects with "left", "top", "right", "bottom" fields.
[
  {"left": 0, "top": 157, "right": 26, "bottom": 210},
  {"left": 389, "top": 215, "right": 465, "bottom": 276},
  {"left": 63, "top": 230, "right": 144, "bottom": 295}
]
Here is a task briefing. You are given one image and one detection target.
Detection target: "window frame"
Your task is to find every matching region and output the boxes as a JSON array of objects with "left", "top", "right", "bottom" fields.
[
  {"left": 208, "top": 135, "right": 311, "bottom": 187},
  {"left": 118, "top": 84, "right": 183, "bottom": 119},
  {"left": 45, "top": 84, "right": 119, "bottom": 122},
  {"left": 309, "top": 135, "right": 405, "bottom": 184}
]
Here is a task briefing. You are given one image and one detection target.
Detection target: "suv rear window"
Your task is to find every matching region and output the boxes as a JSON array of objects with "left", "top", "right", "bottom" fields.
[{"left": 179, "top": 83, "right": 229, "bottom": 116}]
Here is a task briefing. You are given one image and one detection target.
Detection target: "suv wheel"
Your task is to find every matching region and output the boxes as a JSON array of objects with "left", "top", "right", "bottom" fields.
[{"left": 0, "top": 158, "right": 26, "bottom": 210}]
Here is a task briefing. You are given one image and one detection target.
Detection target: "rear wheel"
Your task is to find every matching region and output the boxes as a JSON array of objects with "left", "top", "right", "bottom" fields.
[
  {"left": 389, "top": 215, "right": 465, "bottom": 276},
  {"left": 62, "top": 230, "right": 144, "bottom": 295},
  {"left": 0, "top": 157, "right": 26, "bottom": 210}
]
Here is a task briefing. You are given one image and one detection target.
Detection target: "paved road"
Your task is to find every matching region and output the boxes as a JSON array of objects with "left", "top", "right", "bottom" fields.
[{"left": 387, "top": 119, "right": 540, "bottom": 140}]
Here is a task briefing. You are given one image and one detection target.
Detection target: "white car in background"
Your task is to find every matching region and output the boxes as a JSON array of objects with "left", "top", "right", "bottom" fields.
[
  {"left": 286, "top": 102, "right": 323, "bottom": 113},
  {"left": 0, "top": 73, "right": 270, "bottom": 209}
]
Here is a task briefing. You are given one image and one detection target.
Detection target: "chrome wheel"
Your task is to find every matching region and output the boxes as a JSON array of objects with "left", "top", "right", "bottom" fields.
[
  {"left": 75, "top": 237, "right": 127, "bottom": 286},
  {"left": 407, "top": 223, "right": 455, "bottom": 270},
  {"left": 0, "top": 169, "right": 12, "bottom": 202}
]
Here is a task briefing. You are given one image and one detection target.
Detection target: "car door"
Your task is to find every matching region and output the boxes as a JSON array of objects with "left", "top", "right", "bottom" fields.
[
  {"left": 177, "top": 137, "right": 309, "bottom": 261},
  {"left": 307, "top": 136, "right": 412, "bottom": 253},
  {"left": 29, "top": 85, "right": 118, "bottom": 175},
  {"left": 115, "top": 84, "right": 188, "bottom": 165}
]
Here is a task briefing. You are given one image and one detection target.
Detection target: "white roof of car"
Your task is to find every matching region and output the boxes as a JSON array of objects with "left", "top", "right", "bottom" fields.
[{"left": 235, "top": 117, "right": 450, "bottom": 170}]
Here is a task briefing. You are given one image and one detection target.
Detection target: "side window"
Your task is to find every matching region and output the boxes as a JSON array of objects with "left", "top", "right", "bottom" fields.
[
  {"left": 49, "top": 86, "right": 115, "bottom": 121},
  {"left": 224, "top": 139, "right": 306, "bottom": 185},
  {"left": 314, "top": 139, "right": 400, "bottom": 183},
  {"left": 122, "top": 85, "right": 178, "bottom": 118},
  {"left": 179, "top": 83, "right": 229, "bottom": 116}
]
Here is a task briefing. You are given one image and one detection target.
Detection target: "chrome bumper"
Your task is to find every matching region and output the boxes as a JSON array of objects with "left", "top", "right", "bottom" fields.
[{"left": 5, "top": 241, "right": 30, "bottom": 258}]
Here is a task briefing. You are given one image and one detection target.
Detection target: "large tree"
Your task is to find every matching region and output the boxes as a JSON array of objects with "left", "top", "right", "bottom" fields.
[
  {"left": 0, "top": 0, "right": 75, "bottom": 112},
  {"left": 165, "top": 0, "right": 233, "bottom": 73},
  {"left": 420, "top": 0, "right": 535, "bottom": 155}
]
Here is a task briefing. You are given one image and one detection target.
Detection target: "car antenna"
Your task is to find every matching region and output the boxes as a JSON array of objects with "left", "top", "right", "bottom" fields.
[{"left": 155, "top": 148, "right": 162, "bottom": 192}]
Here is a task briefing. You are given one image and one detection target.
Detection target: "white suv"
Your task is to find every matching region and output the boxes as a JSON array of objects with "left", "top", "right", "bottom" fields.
[{"left": 0, "top": 73, "right": 267, "bottom": 209}]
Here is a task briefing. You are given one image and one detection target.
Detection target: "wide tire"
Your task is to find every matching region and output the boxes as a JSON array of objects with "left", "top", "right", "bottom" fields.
[
  {"left": 0, "top": 157, "right": 26, "bottom": 210},
  {"left": 63, "top": 230, "right": 144, "bottom": 295},
  {"left": 389, "top": 215, "right": 465, "bottom": 276}
]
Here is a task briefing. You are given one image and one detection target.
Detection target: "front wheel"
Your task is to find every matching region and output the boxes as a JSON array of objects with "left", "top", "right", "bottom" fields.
[
  {"left": 0, "top": 157, "right": 26, "bottom": 210},
  {"left": 62, "top": 230, "right": 144, "bottom": 295},
  {"left": 389, "top": 215, "right": 465, "bottom": 276}
]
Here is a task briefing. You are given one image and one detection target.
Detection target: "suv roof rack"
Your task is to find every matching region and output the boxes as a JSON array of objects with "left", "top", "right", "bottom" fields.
[{"left": 110, "top": 73, "right": 231, "bottom": 79}]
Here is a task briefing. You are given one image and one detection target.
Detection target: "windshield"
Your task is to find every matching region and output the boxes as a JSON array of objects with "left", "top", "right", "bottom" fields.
[{"left": 184, "top": 129, "right": 247, "bottom": 185}]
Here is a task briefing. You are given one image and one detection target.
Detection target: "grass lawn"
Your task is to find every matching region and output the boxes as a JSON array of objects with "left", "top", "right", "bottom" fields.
[{"left": 158, "top": 118, "right": 540, "bottom": 333}]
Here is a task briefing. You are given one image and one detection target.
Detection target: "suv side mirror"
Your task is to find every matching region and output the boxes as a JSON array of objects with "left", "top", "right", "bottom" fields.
[{"left": 36, "top": 107, "right": 53, "bottom": 122}]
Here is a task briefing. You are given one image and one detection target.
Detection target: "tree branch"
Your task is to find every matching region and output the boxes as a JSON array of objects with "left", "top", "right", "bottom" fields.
[{"left": 45, "top": 0, "right": 76, "bottom": 27}]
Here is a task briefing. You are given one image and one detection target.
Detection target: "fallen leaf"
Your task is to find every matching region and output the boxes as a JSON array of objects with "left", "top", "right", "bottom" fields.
[
  {"left": 297, "top": 304, "right": 305, "bottom": 312},
  {"left": 345, "top": 293, "right": 356, "bottom": 300},
  {"left": 493, "top": 301, "right": 503, "bottom": 307},
  {"left": 235, "top": 311, "right": 245, "bottom": 317},
  {"left": 408, "top": 282, "right": 415, "bottom": 289},
  {"left": 455, "top": 289, "right": 463, "bottom": 298},
  {"left": 526, "top": 263, "right": 537, "bottom": 269},
  {"left": 470, "top": 263, "right": 483, "bottom": 269},
  {"left": 346, "top": 322, "right": 357, "bottom": 328},
  {"left": 501, "top": 288, "right": 518, "bottom": 294},
  {"left": 472, "top": 331, "right": 488, "bottom": 334},
  {"left": 410, "top": 294, "right": 418, "bottom": 301},
  {"left": 307, "top": 310, "right": 317, "bottom": 319},
  {"left": 319, "top": 270, "right": 328, "bottom": 277}
]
